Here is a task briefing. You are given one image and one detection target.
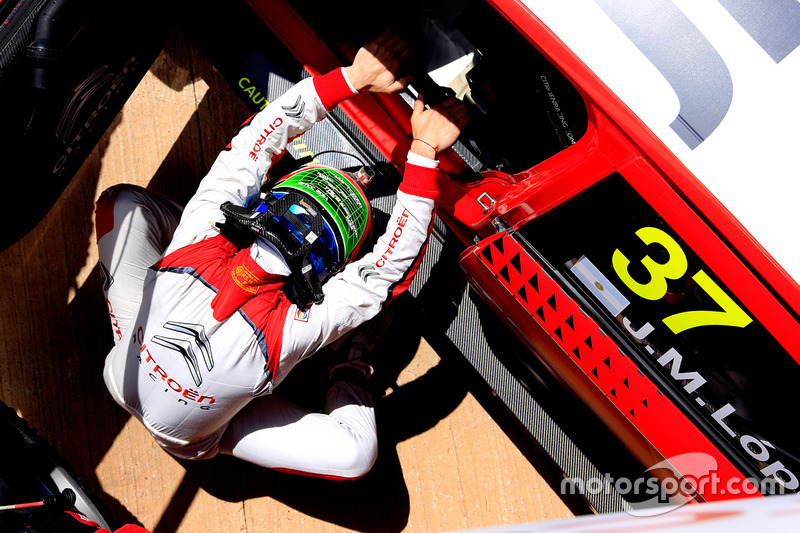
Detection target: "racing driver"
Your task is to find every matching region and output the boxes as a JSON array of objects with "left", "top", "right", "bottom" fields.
[{"left": 95, "top": 31, "right": 469, "bottom": 479}]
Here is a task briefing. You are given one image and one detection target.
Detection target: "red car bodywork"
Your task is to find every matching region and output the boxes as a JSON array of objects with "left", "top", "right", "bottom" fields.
[{"left": 247, "top": 0, "right": 800, "bottom": 504}]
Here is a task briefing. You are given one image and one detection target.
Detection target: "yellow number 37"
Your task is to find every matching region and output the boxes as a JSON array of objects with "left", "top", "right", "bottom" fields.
[{"left": 612, "top": 227, "right": 752, "bottom": 334}]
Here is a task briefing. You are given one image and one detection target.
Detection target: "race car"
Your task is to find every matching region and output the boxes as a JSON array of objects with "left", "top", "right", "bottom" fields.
[
  {"left": 236, "top": 0, "right": 800, "bottom": 511},
  {"left": 4, "top": 0, "right": 797, "bottom": 515}
]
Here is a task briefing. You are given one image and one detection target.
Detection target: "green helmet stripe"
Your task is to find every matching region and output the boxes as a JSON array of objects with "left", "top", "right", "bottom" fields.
[{"left": 276, "top": 167, "right": 369, "bottom": 258}]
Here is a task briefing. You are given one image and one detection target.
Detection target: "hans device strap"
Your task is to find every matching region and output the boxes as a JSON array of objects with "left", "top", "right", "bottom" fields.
[{"left": 218, "top": 192, "right": 338, "bottom": 305}]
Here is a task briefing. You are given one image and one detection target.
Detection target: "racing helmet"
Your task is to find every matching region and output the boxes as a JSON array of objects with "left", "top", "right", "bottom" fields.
[{"left": 219, "top": 165, "right": 373, "bottom": 303}]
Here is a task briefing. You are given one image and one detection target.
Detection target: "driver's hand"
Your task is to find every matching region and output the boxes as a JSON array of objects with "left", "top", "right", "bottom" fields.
[
  {"left": 410, "top": 95, "right": 470, "bottom": 157},
  {"left": 344, "top": 31, "right": 413, "bottom": 94}
]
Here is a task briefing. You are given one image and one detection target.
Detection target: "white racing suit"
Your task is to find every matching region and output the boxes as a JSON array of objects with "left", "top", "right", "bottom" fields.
[{"left": 96, "top": 68, "right": 440, "bottom": 479}]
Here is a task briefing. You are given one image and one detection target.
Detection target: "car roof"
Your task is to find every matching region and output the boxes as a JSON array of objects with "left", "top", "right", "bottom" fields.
[{"left": 523, "top": 0, "right": 800, "bottom": 283}]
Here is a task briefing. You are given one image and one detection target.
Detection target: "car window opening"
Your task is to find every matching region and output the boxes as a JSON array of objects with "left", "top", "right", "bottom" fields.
[{"left": 291, "top": 0, "right": 590, "bottom": 176}]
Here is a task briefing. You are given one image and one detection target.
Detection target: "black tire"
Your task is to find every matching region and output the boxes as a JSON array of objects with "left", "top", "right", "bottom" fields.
[{"left": 0, "top": 400, "right": 117, "bottom": 532}]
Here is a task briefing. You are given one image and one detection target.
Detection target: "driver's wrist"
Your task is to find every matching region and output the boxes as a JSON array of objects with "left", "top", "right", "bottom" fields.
[
  {"left": 411, "top": 138, "right": 437, "bottom": 158},
  {"left": 341, "top": 67, "right": 361, "bottom": 93},
  {"left": 343, "top": 66, "right": 367, "bottom": 92}
]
